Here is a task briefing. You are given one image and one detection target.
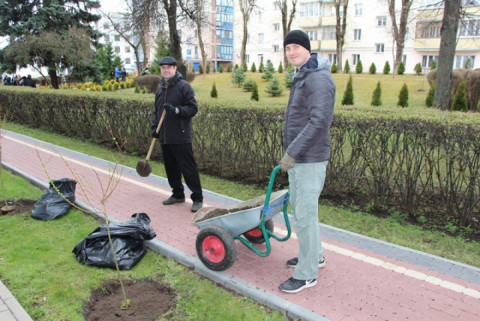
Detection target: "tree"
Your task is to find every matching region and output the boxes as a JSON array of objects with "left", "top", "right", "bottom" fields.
[
  {"left": 344, "top": 59, "right": 350, "bottom": 73},
  {"left": 341, "top": 75, "right": 354, "bottom": 105},
  {"left": 397, "top": 61, "right": 405, "bottom": 75},
  {"left": 94, "top": 43, "right": 120, "bottom": 81},
  {"left": 355, "top": 60, "right": 363, "bottom": 74},
  {"left": 369, "top": 63, "right": 376, "bottom": 74},
  {"left": 414, "top": 63, "right": 422, "bottom": 75},
  {"left": 371, "top": 81, "right": 382, "bottom": 106},
  {"left": 387, "top": 0, "right": 413, "bottom": 74},
  {"left": 451, "top": 80, "right": 468, "bottom": 112},
  {"left": 210, "top": 82, "right": 218, "bottom": 98},
  {"left": 179, "top": 0, "right": 209, "bottom": 74},
  {"left": 162, "top": 0, "right": 186, "bottom": 78},
  {"left": 279, "top": 0, "right": 297, "bottom": 69},
  {"left": 433, "top": 0, "right": 462, "bottom": 111},
  {"left": 0, "top": 0, "right": 101, "bottom": 88},
  {"left": 397, "top": 83, "right": 409, "bottom": 107},
  {"left": 334, "top": 0, "right": 349, "bottom": 72},
  {"left": 383, "top": 61, "right": 391, "bottom": 74},
  {"left": 239, "top": 0, "right": 258, "bottom": 68},
  {"left": 265, "top": 77, "right": 283, "bottom": 96},
  {"left": 149, "top": 36, "right": 172, "bottom": 75},
  {"left": 251, "top": 82, "right": 259, "bottom": 101},
  {"left": 425, "top": 84, "right": 435, "bottom": 107}
]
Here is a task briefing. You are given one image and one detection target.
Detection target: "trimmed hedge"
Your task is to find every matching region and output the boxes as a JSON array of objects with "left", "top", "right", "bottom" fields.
[{"left": 1, "top": 87, "right": 479, "bottom": 234}]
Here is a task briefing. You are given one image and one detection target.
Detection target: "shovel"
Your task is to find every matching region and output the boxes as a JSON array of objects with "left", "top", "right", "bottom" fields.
[{"left": 136, "top": 110, "right": 166, "bottom": 177}]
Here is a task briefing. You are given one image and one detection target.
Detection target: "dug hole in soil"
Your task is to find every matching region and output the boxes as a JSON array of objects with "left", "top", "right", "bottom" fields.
[{"left": 3, "top": 199, "right": 178, "bottom": 321}]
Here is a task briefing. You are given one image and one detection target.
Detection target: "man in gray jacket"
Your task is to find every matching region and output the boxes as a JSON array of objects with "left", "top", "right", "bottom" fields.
[{"left": 279, "top": 30, "right": 336, "bottom": 293}]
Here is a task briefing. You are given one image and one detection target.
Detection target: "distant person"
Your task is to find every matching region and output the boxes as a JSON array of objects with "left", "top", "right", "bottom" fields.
[
  {"left": 141, "top": 64, "right": 150, "bottom": 75},
  {"left": 23, "top": 75, "right": 36, "bottom": 88},
  {"left": 121, "top": 67, "right": 127, "bottom": 82},
  {"left": 278, "top": 30, "right": 335, "bottom": 294},
  {"left": 150, "top": 56, "right": 203, "bottom": 213},
  {"left": 114, "top": 67, "right": 120, "bottom": 82}
]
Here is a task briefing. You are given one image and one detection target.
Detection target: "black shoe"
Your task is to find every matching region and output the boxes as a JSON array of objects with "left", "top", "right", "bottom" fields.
[
  {"left": 279, "top": 277, "right": 317, "bottom": 293},
  {"left": 191, "top": 201, "right": 203, "bottom": 212},
  {"left": 162, "top": 196, "right": 185, "bottom": 205},
  {"left": 287, "top": 257, "right": 326, "bottom": 268}
]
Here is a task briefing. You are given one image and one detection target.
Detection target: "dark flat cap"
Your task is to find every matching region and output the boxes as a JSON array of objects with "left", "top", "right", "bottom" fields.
[{"left": 159, "top": 56, "right": 177, "bottom": 65}]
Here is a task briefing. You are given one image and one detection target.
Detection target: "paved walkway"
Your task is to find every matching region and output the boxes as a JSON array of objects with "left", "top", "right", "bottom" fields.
[{"left": 1, "top": 130, "right": 480, "bottom": 321}]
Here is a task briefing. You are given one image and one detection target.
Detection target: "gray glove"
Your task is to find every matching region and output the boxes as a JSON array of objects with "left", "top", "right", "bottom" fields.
[{"left": 280, "top": 153, "right": 295, "bottom": 172}]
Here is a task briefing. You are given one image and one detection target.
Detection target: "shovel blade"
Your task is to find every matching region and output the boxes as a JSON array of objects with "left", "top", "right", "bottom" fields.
[{"left": 136, "top": 160, "right": 152, "bottom": 177}]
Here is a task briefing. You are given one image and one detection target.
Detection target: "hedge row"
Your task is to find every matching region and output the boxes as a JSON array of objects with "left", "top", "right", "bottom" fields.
[{"left": 0, "top": 87, "right": 479, "bottom": 234}]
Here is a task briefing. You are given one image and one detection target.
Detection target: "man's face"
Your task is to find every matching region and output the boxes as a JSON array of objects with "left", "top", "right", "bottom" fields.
[
  {"left": 285, "top": 44, "right": 311, "bottom": 68},
  {"left": 160, "top": 65, "right": 177, "bottom": 79}
]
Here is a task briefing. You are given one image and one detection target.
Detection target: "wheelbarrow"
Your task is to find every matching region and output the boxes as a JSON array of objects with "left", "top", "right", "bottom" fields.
[{"left": 192, "top": 165, "right": 292, "bottom": 271}]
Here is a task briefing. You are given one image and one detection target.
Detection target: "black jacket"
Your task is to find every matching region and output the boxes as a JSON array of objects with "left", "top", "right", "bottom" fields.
[{"left": 151, "top": 72, "right": 198, "bottom": 144}]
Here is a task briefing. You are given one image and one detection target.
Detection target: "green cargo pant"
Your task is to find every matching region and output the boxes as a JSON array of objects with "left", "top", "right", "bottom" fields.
[{"left": 289, "top": 161, "right": 328, "bottom": 280}]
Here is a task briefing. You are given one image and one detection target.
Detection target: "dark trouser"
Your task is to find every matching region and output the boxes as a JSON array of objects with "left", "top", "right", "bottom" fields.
[{"left": 161, "top": 143, "right": 203, "bottom": 202}]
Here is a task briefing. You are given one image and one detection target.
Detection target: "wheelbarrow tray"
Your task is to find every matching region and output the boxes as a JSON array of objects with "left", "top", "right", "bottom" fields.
[{"left": 192, "top": 189, "right": 289, "bottom": 237}]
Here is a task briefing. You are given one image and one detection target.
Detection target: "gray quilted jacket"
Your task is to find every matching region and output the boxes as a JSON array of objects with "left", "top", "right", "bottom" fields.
[{"left": 283, "top": 54, "right": 336, "bottom": 163}]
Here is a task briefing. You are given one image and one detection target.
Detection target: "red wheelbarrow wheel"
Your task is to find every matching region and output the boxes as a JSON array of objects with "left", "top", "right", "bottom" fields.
[
  {"left": 196, "top": 225, "right": 237, "bottom": 271},
  {"left": 242, "top": 220, "right": 274, "bottom": 244}
]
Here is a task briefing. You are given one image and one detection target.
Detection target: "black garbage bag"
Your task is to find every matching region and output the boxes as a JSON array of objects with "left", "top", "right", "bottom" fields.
[
  {"left": 32, "top": 178, "right": 77, "bottom": 220},
  {"left": 72, "top": 213, "right": 156, "bottom": 270}
]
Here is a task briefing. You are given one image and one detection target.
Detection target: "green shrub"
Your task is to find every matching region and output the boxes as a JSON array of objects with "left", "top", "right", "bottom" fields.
[
  {"left": 219, "top": 65, "right": 224, "bottom": 73},
  {"left": 451, "top": 80, "right": 468, "bottom": 112},
  {"left": 227, "top": 64, "right": 232, "bottom": 72},
  {"left": 369, "top": 63, "right": 376, "bottom": 74},
  {"left": 206, "top": 64, "right": 210, "bottom": 74},
  {"left": 261, "top": 70, "right": 273, "bottom": 81},
  {"left": 371, "top": 81, "right": 382, "bottom": 106},
  {"left": 425, "top": 84, "right": 435, "bottom": 107},
  {"left": 355, "top": 60, "right": 363, "bottom": 74},
  {"left": 278, "top": 62, "right": 283, "bottom": 73},
  {"left": 430, "top": 60, "right": 437, "bottom": 70},
  {"left": 284, "top": 72, "right": 293, "bottom": 88},
  {"left": 383, "top": 61, "right": 391, "bottom": 74},
  {"left": 341, "top": 75, "right": 354, "bottom": 105},
  {"left": 344, "top": 60, "right": 350, "bottom": 74},
  {"left": 251, "top": 62, "right": 257, "bottom": 73},
  {"left": 397, "top": 61, "right": 405, "bottom": 75},
  {"left": 242, "top": 62, "right": 248, "bottom": 72},
  {"left": 134, "top": 74, "right": 162, "bottom": 93},
  {"left": 251, "top": 82, "right": 259, "bottom": 101},
  {"left": 397, "top": 83, "right": 409, "bottom": 107},
  {"left": 259, "top": 61, "right": 264, "bottom": 73},
  {"left": 331, "top": 63, "right": 338, "bottom": 73},
  {"left": 265, "top": 77, "right": 283, "bottom": 96},
  {"left": 242, "top": 79, "right": 255, "bottom": 92},
  {"left": 414, "top": 63, "right": 422, "bottom": 75},
  {"left": 231, "top": 67, "right": 246, "bottom": 87},
  {"left": 210, "top": 82, "right": 218, "bottom": 98}
]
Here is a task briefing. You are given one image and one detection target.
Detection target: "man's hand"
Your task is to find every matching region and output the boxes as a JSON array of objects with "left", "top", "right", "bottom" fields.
[
  {"left": 280, "top": 153, "right": 295, "bottom": 172},
  {"left": 151, "top": 129, "right": 160, "bottom": 138},
  {"left": 164, "top": 103, "right": 178, "bottom": 115}
]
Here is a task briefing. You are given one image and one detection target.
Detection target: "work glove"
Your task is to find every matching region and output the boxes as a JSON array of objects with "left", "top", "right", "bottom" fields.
[
  {"left": 164, "top": 103, "right": 178, "bottom": 115},
  {"left": 151, "top": 129, "right": 160, "bottom": 138},
  {"left": 280, "top": 153, "right": 295, "bottom": 172}
]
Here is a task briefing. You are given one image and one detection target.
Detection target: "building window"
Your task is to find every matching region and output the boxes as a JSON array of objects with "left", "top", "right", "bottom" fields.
[
  {"left": 418, "top": 22, "right": 440, "bottom": 38},
  {"left": 125, "top": 46, "right": 130, "bottom": 53},
  {"left": 114, "top": 35, "right": 120, "bottom": 42},
  {"left": 422, "top": 55, "right": 438, "bottom": 68},
  {"left": 114, "top": 46, "right": 120, "bottom": 53},
  {"left": 330, "top": 5, "right": 343, "bottom": 17},
  {"left": 245, "top": 54, "right": 250, "bottom": 64},
  {"left": 307, "top": 31, "right": 318, "bottom": 40},
  {"left": 258, "top": 54, "right": 263, "bottom": 65},
  {"left": 103, "top": 22, "right": 110, "bottom": 30},
  {"left": 274, "top": 1, "right": 282, "bottom": 10},
  {"left": 125, "top": 58, "right": 131, "bottom": 65},
  {"left": 354, "top": 29, "right": 362, "bottom": 41},
  {"left": 375, "top": 43, "right": 384, "bottom": 53},
  {"left": 104, "top": 35, "right": 110, "bottom": 42},
  {"left": 352, "top": 54, "right": 360, "bottom": 65},
  {"left": 354, "top": 3, "right": 362, "bottom": 16},
  {"left": 322, "top": 26, "right": 336, "bottom": 40},
  {"left": 377, "top": 16, "right": 386, "bottom": 27},
  {"left": 274, "top": 23, "right": 280, "bottom": 31},
  {"left": 459, "top": 19, "right": 480, "bottom": 37},
  {"left": 328, "top": 54, "right": 337, "bottom": 65},
  {"left": 300, "top": 1, "right": 320, "bottom": 17},
  {"left": 456, "top": 55, "right": 475, "bottom": 68},
  {"left": 273, "top": 45, "right": 279, "bottom": 52},
  {"left": 258, "top": 33, "right": 264, "bottom": 43}
]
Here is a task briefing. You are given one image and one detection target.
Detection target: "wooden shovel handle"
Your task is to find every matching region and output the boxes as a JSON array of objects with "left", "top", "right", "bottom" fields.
[{"left": 145, "top": 109, "right": 166, "bottom": 161}]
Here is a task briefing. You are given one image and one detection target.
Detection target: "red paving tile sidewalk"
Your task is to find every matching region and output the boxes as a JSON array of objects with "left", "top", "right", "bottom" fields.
[{"left": 2, "top": 130, "right": 480, "bottom": 321}]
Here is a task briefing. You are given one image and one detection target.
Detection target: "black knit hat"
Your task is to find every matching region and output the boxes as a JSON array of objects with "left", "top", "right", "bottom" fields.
[
  {"left": 159, "top": 56, "right": 177, "bottom": 66},
  {"left": 283, "top": 30, "right": 311, "bottom": 52}
]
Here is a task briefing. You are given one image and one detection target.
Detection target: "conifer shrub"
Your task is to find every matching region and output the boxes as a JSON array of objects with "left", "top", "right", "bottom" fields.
[
  {"left": 227, "top": 64, "right": 232, "bottom": 72},
  {"left": 251, "top": 82, "right": 259, "bottom": 101},
  {"left": 397, "top": 83, "right": 409, "bottom": 107},
  {"left": 242, "top": 79, "right": 255, "bottom": 92},
  {"left": 425, "top": 84, "right": 435, "bottom": 107},
  {"left": 430, "top": 60, "right": 437, "bottom": 70},
  {"left": 414, "top": 63, "right": 422, "bottom": 75},
  {"left": 355, "top": 60, "right": 363, "bottom": 74},
  {"left": 219, "top": 65, "right": 224, "bottom": 73},
  {"left": 341, "top": 75, "right": 354, "bottom": 105},
  {"left": 451, "top": 80, "right": 468, "bottom": 112},
  {"left": 371, "top": 81, "right": 382, "bottom": 106},
  {"left": 265, "top": 77, "right": 283, "bottom": 96},
  {"left": 259, "top": 61, "right": 264, "bottom": 73},
  {"left": 251, "top": 62, "right": 257, "bottom": 73},
  {"left": 278, "top": 62, "right": 283, "bottom": 73},
  {"left": 231, "top": 67, "right": 246, "bottom": 87},
  {"left": 210, "top": 82, "right": 218, "bottom": 98},
  {"left": 284, "top": 72, "right": 293, "bottom": 88},
  {"left": 383, "top": 61, "right": 391, "bottom": 74},
  {"left": 242, "top": 62, "right": 248, "bottom": 71},
  {"left": 369, "top": 63, "right": 376, "bottom": 74},
  {"left": 344, "top": 60, "right": 350, "bottom": 73},
  {"left": 199, "top": 65, "right": 204, "bottom": 74},
  {"left": 331, "top": 63, "right": 338, "bottom": 73},
  {"left": 397, "top": 61, "right": 405, "bottom": 75}
]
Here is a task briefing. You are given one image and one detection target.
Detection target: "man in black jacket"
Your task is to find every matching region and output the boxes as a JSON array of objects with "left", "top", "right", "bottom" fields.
[{"left": 151, "top": 56, "right": 203, "bottom": 212}]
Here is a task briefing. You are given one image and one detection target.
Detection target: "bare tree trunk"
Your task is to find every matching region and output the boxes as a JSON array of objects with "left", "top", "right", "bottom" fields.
[
  {"left": 162, "top": 0, "right": 185, "bottom": 77},
  {"left": 239, "top": 0, "right": 257, "bottom": 68},
  {"left": 280, "top": 0, "right": 297, "bottom": 70},
  {"left": 335, "top": 0, "right": 348, "bottom": 72},
  {"left": 48, "top": 66, "right": 59, "bottom": 89},
  {"left": 388, "top": 0, "right": 413, "bottom": 73},
  {"left": 433, "top": 0, "right": 462, "bottom": 111}
]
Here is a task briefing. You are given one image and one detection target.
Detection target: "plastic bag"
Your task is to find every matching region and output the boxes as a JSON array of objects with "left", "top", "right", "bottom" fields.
[
  {"left": 32, "top": 178, "right": 77, "bottom": 220},
  {"left": 72, "top": 213, "right": 156, "bottom": 270}
]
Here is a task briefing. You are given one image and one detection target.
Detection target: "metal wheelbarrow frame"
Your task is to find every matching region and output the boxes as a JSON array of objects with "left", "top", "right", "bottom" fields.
[{"left": 192, "top": 165, "right": 292, "bottom": 271}]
